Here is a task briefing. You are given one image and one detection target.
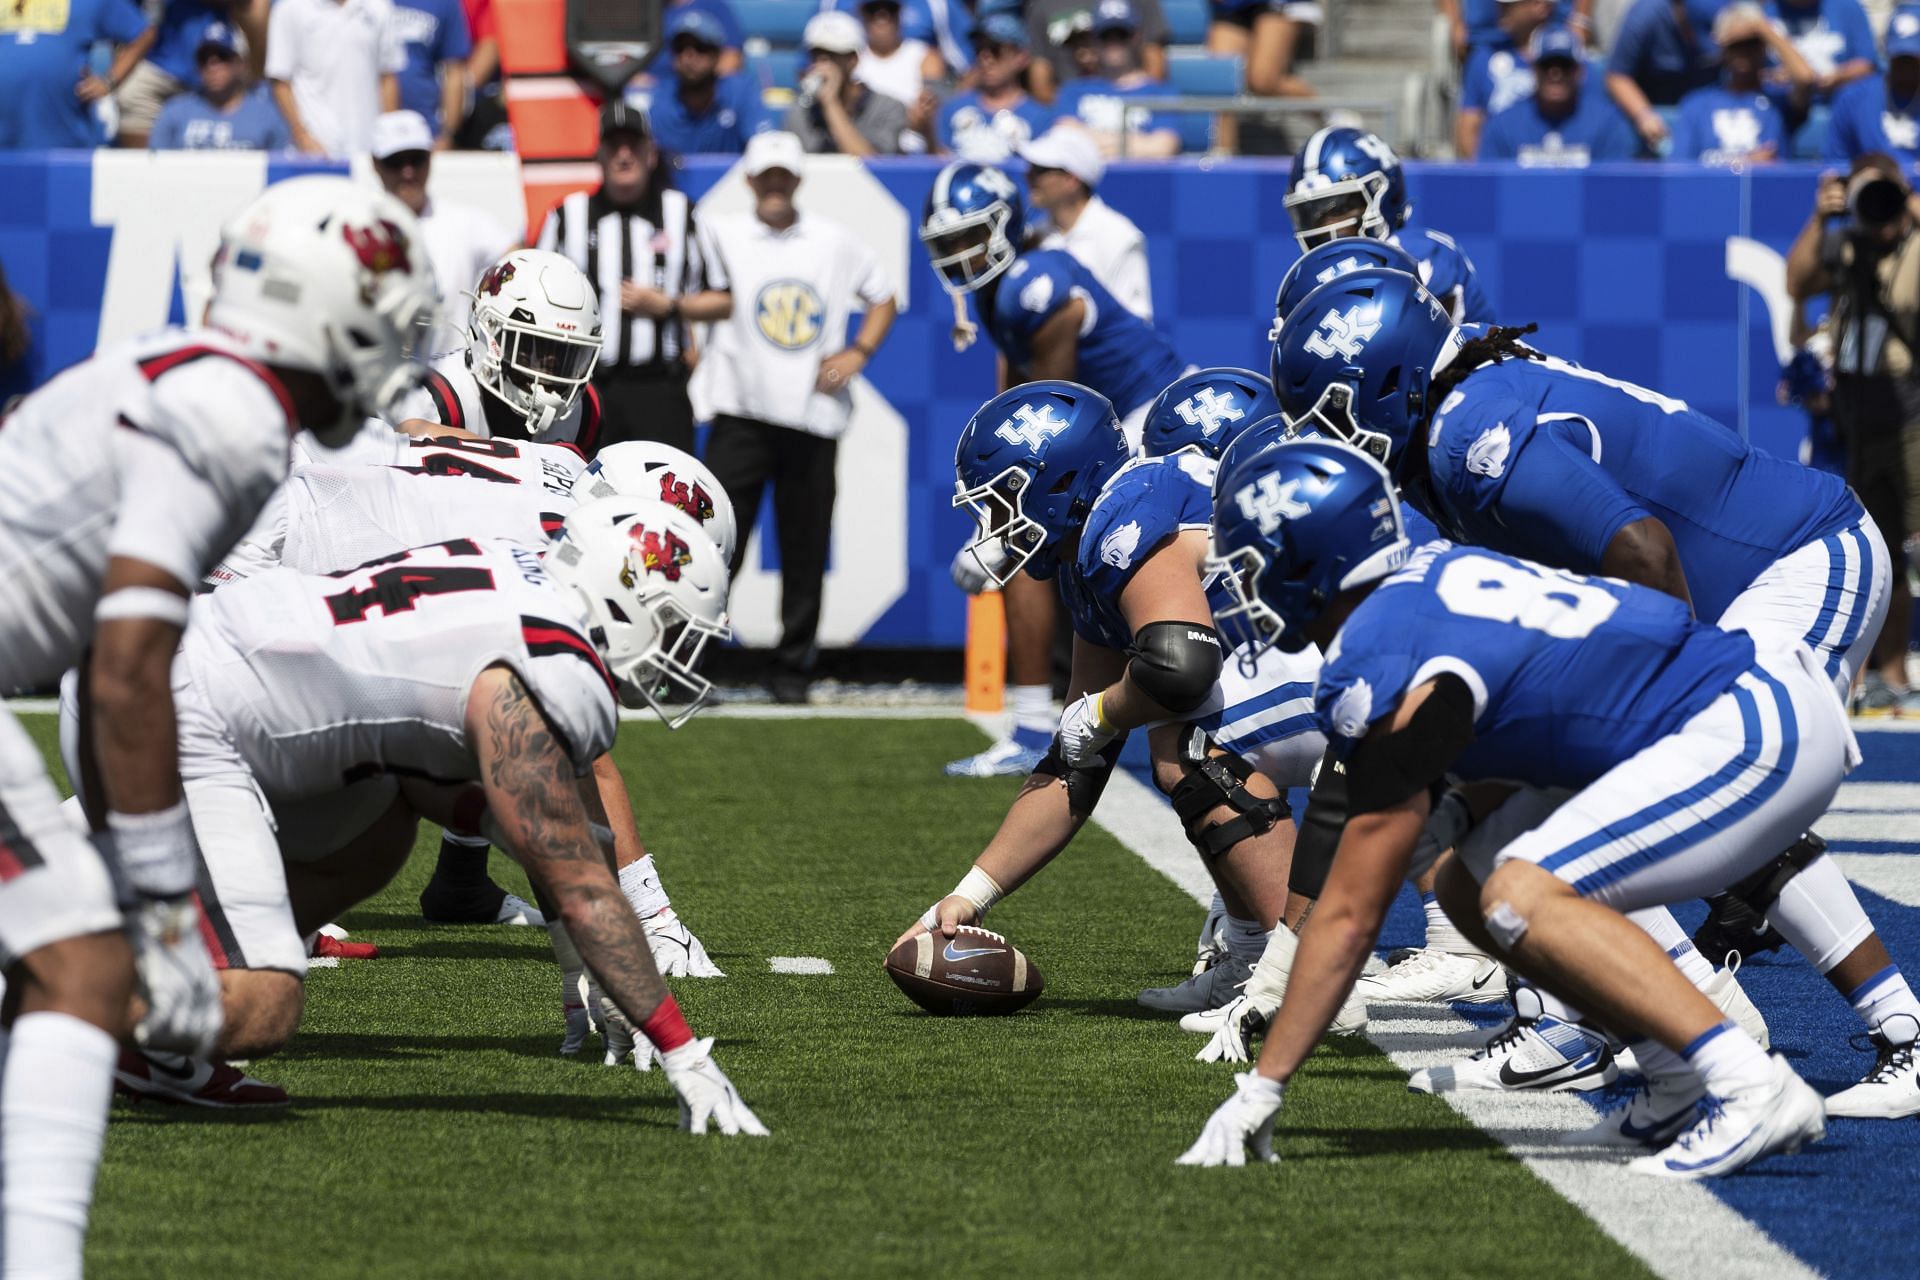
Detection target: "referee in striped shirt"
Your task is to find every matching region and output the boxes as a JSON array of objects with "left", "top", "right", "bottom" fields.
[{"left": 537, "top": 101, "right": 731, "bottom": 451}]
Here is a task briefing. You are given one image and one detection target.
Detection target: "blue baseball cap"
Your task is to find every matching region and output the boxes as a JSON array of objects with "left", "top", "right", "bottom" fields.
[
  {"left": 973, "top": 12, "right": 1030, "bottom": 48},
  {"left": 667, "top": 7, "right": 728, "bottom": 49},
  {"left": 196, "top": 20, "right": 244, "bottom": 58},
  {"left": 1092, "top": 0, "right": 1139, "bottom": 33},
  {"left": 1528, "top": 22, "right": 1582, "bottom": 64},
  {"left": 1890, "top": 7, "right": 1920, "bottom": 58}
]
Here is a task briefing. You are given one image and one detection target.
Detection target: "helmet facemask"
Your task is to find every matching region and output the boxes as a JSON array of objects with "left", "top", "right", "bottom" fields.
[
  {"left": 952, "top": 465, "right": 1047, "bottom": 588},
  {"left": 613, "top": 593, "right": 729, "bottom": 729},
  {"left": 922, "top": 205, "right": 1016, "bottom": 296},
  {"left": 318, "top": 275, "right": 441, "bottom": 446},
  {"left": 1206, "top": 543, "right": 1290, "bottom": 667},
  {"left": 1289, "top": 381, "right": 1392, "bottom": 466},
  {"left": 1284, "top": 172, "right": 1393, "bottom": 252},
  {"left": 471, "top": 303, "right": 602, "bottom": 437}
]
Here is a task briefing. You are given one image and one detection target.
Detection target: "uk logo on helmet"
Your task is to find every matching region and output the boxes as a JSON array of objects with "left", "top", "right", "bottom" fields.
[
  {"left": 1175, "top": 388, "right": 1244, "bottom": 438},
  {"left": 1303, "top": 304, "right": 1383, "bottom": 362},
  {"left": 1234, "top": 473, "right": 1310, "bottom": 535},
  {"left": 342, "top": 220, "right": 413, "bottom": 275},
  {"left": 994, "top": 402, "right": 1071, "bottom": 450},
  {"left": 627, "top": 526, "right": 692, "bottom": 582},
  {"left": 658, "top": 472, "right": 717, "bottom": 523}
]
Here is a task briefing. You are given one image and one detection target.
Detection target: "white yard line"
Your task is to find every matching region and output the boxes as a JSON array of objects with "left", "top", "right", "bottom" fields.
[
  {"left": 769, "top": 956, "right": 836, "bottom": 974},
  {"left": 1091, "top": 764, "right": 1819, "bottom": 1280},
  {"left": 1831, "top": 855, "right": 1920, "bottom": 909}
]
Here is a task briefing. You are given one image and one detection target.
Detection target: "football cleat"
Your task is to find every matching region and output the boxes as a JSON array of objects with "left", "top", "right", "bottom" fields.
[
  {"left": 944, "top": 727, "right": 1050, "bottom": 778},
  {"left": 1825, "top": 1013, "right": 1920, "bottom": 1119},
  {"left": 1407, "top": 1006, "right": 1617, "bottom": 1095},
  {"left": 1630, "top": 1055, "right": 1825, "bottom": 1178},
  {"left": 311, "top": 933, "right": 379, "bottom": 961},
  {"left": 1139, "top": 955, "right": 1252, "bottom": 1013},
  {"left": 493, "top": 893, "right": 545, "bottom": 926},
  {"left": 1561, "top": 1070, "right": 1706, "bottom": 1148},
  {"left": 1692, "top": 892, "right": 1787, "bottom": 961},
  {"left": 1703, "top": 959, "right": 1770, "bottom": 1050},
  {"left": 1353, "top": 947, "right": 1505, "bottom": 1005},
  {"left": 419, "top": 881, "right": 546, "bottom": 926},
  {"left": 114, "top": 1050, "right": 289, "bottom": 1109}
]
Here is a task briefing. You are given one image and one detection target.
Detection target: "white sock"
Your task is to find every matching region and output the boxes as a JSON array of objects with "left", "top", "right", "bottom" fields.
[
  {"left": 1221, "top": 914, "right": 1268, "bottom": 965},
  {"left": 1628, "top": 1036, "right": 1696, "bottom": 1083},
  {"left": 618, "top": 857, "right": 671, "bottom": 919},
  {"left": 1682, "top": 1021, "right": 1773, "bottom": 1093},
  {"left": 1849, "top": 964, "right": 1920, "bottom": 1032},
  {"left": 1629, "top": 906, "right": 1716, "bottom": 987},
  {"left": 1769, "top": 853, "right": 1878, "bottom": 973},
  {"left": 1420, "top": 892, "right": 1480, "bottom": 957},
  {"left": 1007, "top": 684, "right": 1053, "bottom": 736},
  {"left": 1243, "top": 924, "right": 1299, "bottom": 1006},
  {"left": 2, "top": 1012, "right": 118, "bottom": 1280}
]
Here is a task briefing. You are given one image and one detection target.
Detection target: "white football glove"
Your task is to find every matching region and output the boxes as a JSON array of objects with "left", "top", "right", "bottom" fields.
[
  {"left": 1056, "top": 691, "right": 1117, "bottom": 768},
  {"left": 950, "top": 540, "right": 1011, "bottom": 594},
  {"left": 1175, "top": 1072, "right": 1285, "bottom": 1167},
  {"left": 644, "top": 907, "right": 725, "bottom": 978},
  {"left": 662, "top": 1038, "right": 771, "bottom": 1137},
  {"left": 129, "top": 895, "right": 223, "bottom": 1056},
  {"left": 1195, "top": 993, "right": 1272, "bottom": 1064}
]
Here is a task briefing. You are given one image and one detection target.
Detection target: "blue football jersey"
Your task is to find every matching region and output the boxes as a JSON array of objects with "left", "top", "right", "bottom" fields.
[
  {"left": 1417, "top": 352, "right": 1862, "bottom": 622},
  {"left": 1317, "top": 542, "right": 1757, "bottom": 789},
  {"left": 1390, "top": 226, "right": 1494, "bottom": 324},
  {"left": 986, "top": 250, "right": 1187, "bottom": 418},
  {"left": 1058, "top": 453, "right": 1225, "bottom": 649}
]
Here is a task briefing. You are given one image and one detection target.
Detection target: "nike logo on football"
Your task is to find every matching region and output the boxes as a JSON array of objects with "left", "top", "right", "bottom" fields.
[{"left": 943, "top": 941, "right": 1005, "bottom": 962}]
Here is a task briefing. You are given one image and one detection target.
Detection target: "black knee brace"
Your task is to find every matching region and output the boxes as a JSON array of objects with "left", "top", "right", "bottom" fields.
[
  {"left": 1726, "top": 830, "right": 1829, "bottom": 915},
  {"left": 1167, "top": 726, "right": 1288, "bottom": 860}
]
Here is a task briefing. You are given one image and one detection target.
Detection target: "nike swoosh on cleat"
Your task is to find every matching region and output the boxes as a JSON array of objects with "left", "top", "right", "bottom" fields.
[
  {"left": 1496, "top": 1052, "right": 1604, "bottom": 1088},
  {"left": 943, "top": 942, "right": 1006, "bottom": 962},
  {"left": 145, "top": 1055, "right": 201, "bottom": 1083},
  {"left": 1619, "top": 1108, "right": 1695, "bottom": 1143},
  {"left": 1470, "top": 969, "right": 1497, "bottom": 990}
]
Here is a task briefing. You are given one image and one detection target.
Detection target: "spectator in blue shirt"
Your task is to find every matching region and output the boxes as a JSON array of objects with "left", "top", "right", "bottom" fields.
[
  {"left": 1674, "top": 4, "right": 1812, "bottom": 163},
  {"left": 392, "top": 0, "right": 471, "bottom": 145},
  {"left": 1052, "top": 0, "right": 1180, "bottom": 156},
  {"left": 1606, "top": 0, "right": 1724, "bottom": 155},
  {"left": 643, "top": 8, "right": 764, "bottom": 157},
  {"left": 1440, "top": 0, "right": 1587, "bottom": 62},
  {"left": 114, "top": 0, "right": 252, "bottom": 147},
  {"left": 149, "top": 22, "right": 291, "bottom": 150},
  {"left": 938, "top": 13, "right": 1056, "bottom": 159},
  {"left": 644, "top": 0, "right": 744, "bottom": 78},
  {"left": 1767, "top": 0, "right": 1875, "bottom": 99},
  {"left": 1485, "top": 22, "right": 1640, "bottom": 163},
  {"left": 1456, "top": 0, "right": 1555, "bottom": 157},
  {"left": 0, "top": 0, "right": 153, "bottom": 149},
  {"left": 1823, "top": 8, "right": 1920, "bottom": 168}
]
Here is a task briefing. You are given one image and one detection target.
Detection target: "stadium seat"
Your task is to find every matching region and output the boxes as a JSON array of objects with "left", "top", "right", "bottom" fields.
[
  {"left": 1167, "top": 52, "right": 1242, "bottom": 96},
  {"left": 1791, "top": 104, "right": 1830, "bottom": 161},
  {"left": 1161, "top": 0, "right": 1211, "bottom": 45},
  {"left": 744, "top": 48, "right": 805, "bottom": 95},
  {"left": 731, "top": 0, "right": 815, "bottom": 47}
]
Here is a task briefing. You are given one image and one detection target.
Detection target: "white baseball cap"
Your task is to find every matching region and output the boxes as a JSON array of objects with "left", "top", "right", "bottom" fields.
[
  {"left": 371, "top": 110, "right": 434, "bottom": 160},
  {"left": 744, "top": 130, "right": 806, "bottom": 177},
  {"left": 804, "top": 10, "right": 865, "bottom": 55},
  {"left": 1018, "top": 125, "right": 1104, "bottom": 189}
]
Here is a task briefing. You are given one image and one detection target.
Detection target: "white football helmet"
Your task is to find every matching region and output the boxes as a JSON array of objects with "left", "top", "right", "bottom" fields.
[
  {"left": 467, "top": 249, "right": 603, "bottom": 439},
  {"left": 207, "top": 175, "right": 440, "bottom": 445},
  {"left": 575, "top": 442, "right": 739, "bottom": 564},
  {"left": 545, "top": 496, "right": 731, "bottom": 728}
]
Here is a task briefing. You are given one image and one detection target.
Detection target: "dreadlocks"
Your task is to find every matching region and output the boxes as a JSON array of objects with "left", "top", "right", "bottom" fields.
[{"left": 1426, "top": 323, "right": 1545, "bottom": 410}]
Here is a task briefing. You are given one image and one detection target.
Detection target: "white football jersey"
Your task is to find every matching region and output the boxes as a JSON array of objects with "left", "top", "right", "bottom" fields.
[
  {"left": 0, "top": 329, "right": 294, "bottom": 688},
  {"left": 212, "top": 435, "right": 587, "bottom": 582},
  {"left": 392, "top": 351, "right": 605, "bottom": 455},
  {"left": 179, "top": 538, "right": 619, "bottom": 800}
]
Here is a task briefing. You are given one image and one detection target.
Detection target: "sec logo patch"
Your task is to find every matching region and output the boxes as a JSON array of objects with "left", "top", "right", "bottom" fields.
[{"left": 755, "top": 280, "right": 825, "bottom": 350}]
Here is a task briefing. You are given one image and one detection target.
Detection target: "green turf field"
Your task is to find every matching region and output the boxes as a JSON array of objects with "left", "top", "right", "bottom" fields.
[{"left": 21, "top": 716, "right": 1651, "bottom": 1279}]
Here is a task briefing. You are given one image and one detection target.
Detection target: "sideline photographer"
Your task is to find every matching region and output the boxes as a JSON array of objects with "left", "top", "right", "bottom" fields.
[{"left": 1788, "top": 154, "right": 1920, "bottom": 711}]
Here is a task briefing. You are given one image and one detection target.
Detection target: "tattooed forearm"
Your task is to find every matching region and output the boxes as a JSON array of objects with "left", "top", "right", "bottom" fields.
[{"left": 477, "top": 669, "right": 669, "bottom": 1023}]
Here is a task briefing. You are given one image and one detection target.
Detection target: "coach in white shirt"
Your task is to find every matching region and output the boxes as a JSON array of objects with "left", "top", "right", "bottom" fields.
[
  {"left": 267, "top": 0, "right": 406, "bottom": 157},
  {"left": 1018, "top": 124, "right": 1154, "bottom": 322},
  {"left": 369, "top": 111, "right": 520, "bottom": 340},
  {"left": 692, "top": 131, "right": 899, "bottom": 703}
]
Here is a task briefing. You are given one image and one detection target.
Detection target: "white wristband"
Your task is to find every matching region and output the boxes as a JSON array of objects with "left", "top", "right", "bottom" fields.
[
  {"left": 953, "top": 866, "right": 1005, "bottom": 915},
  {"left": 96, "top": 586, "right": 190, "bottom": 628},
  {"left": 107, "top": 801, "right": 198, "bottom": 898}
]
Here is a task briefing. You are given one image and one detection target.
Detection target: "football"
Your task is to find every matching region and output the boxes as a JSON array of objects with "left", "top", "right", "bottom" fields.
[{"left": 884, "top": 926, "right": 1045, "bottom": 1016}]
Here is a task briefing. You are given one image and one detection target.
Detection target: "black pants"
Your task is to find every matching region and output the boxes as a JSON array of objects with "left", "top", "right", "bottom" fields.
[
  {"left": 1833, "top": 372, "right": 1920, "bottom": 549},
  {"left": 704, "top": 414, "right": 837, "bottom": 673},
  {"left": 594, "top": 365, "right": 695, "bottom": 452}
]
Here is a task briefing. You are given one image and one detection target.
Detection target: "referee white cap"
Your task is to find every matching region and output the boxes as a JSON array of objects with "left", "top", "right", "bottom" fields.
[
  {"left": 371, "top": 110, "right": 434, "bottom": 161},
  {"left": 1018, "top": 125, "right": 1104, "bottom": 190},
  {"left": 744, "top": 131, "right": 806, "bottom": 178}
]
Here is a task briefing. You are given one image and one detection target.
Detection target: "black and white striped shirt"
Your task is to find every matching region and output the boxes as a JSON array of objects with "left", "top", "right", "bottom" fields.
[{"left": 537, "top": 186, "right": 706, "bottom": 371}]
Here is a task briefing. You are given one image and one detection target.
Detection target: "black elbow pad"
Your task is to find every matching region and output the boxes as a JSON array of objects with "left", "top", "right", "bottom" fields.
[
  {"left": 1345, "top": 675, "right": 1476, "bottom": 815},
  {"left": 1290, "top": 747, "right": 1348, "bottom": 900},
  {"left": 1128, "top": 621, "right": 1224, "bottom": 714}
]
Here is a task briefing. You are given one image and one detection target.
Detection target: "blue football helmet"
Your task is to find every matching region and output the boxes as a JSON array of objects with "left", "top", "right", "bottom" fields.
[
  {"left": 1140, "top": 368, "right": 1280, "bottom": 459},
  {"left": 952, "top": 380, "right": 1130, "bottom": 584},
  {"left": 1208, "top": 438, "right": 1412, "bottom": 656},
  {"left": 1283, "top": 127, "right": 1412, "bottom": 252},
  {"left": 1271, "top": 237, "right": 1421, "bottom": 335},
  {"left": 1271, "top": 266, "right": 1458, "bottom": 470},
  {"left": 1211, "top": 412, "right": 1289, "bottom": 487},
  {"left": 921, "top": 162, "right": 1025, "bottom": 296}
]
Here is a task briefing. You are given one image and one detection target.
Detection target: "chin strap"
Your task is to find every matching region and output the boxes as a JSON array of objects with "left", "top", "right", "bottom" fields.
[{"left": 950, "top": 292, "right": 978, "bottom": 353}]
